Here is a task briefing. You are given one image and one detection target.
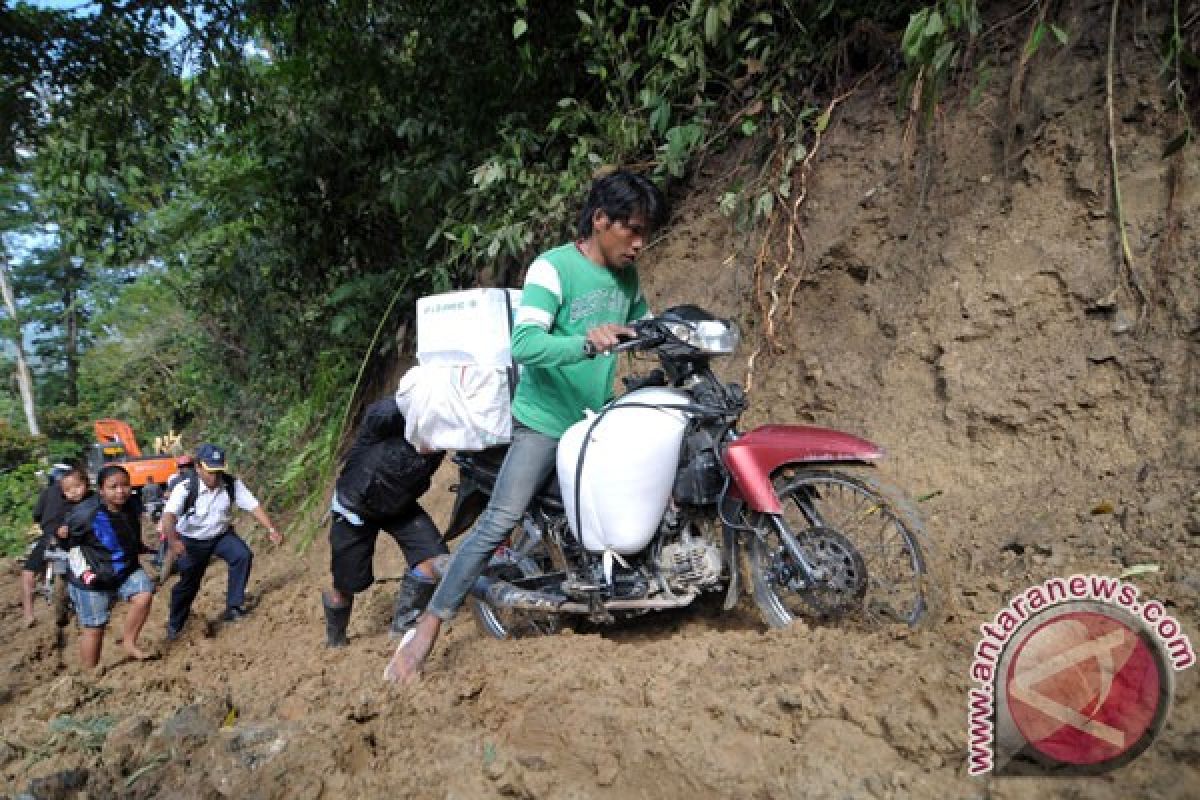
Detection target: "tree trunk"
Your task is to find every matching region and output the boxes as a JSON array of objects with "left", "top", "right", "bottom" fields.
[
  {"left": 0, "top": 249, "right": 40, "bottom": 435},
  {"left": 64, "top": 280, "right": 78, "bottom": 407}
]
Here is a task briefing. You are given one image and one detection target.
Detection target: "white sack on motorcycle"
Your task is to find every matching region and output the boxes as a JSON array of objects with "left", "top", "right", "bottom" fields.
[
  {"left": 557, "top": 387, "right": 690, "bottom": 555},
  {"left": 403, "top": 287, "right": 523, "bottom": 452},
  {"left": 395, "top": 364, "right": 513, "bottom": 452}
]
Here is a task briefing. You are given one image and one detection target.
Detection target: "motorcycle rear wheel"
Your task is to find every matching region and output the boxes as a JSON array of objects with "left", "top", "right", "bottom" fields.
[
  {"left": 748, "top": 467, "right": 931, "bottom": 629},
  {"left": 470, "top": 549, "right": 563, "bottom": 640}
]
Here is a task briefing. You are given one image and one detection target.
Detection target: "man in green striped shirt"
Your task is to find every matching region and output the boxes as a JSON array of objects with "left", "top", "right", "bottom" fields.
[{"left": 386, "top": 170, "right": 666, "bottom": 683}]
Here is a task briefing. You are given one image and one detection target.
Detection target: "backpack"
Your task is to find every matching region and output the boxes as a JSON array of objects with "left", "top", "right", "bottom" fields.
[{"left": 176, "top": 468, "right": 237, "bottom": 519}]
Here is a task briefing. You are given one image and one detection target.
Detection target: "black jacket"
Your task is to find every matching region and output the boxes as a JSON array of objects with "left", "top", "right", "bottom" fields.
[
  {"left": 336, "top": 398, "right": 443, "bottom": 520},
  {"left": 33, "top": 483, "right": 74, "bottom": 538},
  {"left": 65, "top": 495, "right": 143, "bottom": 589}
]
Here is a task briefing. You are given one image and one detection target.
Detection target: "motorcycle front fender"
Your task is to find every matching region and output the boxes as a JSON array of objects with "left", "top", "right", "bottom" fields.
[{"left": 722, "top": 424, "right": 883, "bottom": 514}]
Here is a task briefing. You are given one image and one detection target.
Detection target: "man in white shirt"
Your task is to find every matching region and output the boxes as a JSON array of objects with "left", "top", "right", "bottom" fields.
[{"left": 162, "top": 444, "right": 283, "bottom": 639}]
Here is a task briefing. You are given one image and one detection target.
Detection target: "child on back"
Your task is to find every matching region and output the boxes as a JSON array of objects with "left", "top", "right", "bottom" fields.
[
  {"left": 64, "top": 465, "right": 155, "bottom": 667},
  {"left": 20, "top": 465, "right": 91, "bottom": 627}
]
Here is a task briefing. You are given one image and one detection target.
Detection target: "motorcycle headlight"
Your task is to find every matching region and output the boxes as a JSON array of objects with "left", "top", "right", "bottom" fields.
[{"left": 665, "top": 318, "right": 740, "bottom": 355}]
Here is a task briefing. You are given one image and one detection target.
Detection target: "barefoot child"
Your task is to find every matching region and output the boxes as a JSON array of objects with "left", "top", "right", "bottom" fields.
[
  {"left": 20, "top": 466, "right": 91, "bottom": 627},
  {"left": 64, "top": 465, "right": 155, "bottom": 667}
]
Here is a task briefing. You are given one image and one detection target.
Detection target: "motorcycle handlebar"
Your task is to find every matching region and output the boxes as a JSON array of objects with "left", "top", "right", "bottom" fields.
[
  {"left": 582, "top": 319, "right": 667, "bottom": 358},
  {"left": 582, "top": 332, "right": 658, "bottom": 358}
]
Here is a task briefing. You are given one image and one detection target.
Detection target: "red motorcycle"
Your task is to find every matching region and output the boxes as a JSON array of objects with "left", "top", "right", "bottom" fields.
[{"left": 446, "top": 305, "right": 931, "bottom": 637}]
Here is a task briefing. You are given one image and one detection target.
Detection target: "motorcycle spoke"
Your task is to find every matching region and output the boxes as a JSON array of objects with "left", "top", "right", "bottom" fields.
[
  {"left": 752, "top": 469, "right": 929, "bottom": 629},
  {"left": 470, "top": 535, "right": 563, "bottom": 640}
]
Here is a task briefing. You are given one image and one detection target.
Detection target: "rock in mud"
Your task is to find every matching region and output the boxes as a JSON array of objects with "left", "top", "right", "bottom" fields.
[
  {"left": 20, "top": 768, "right": 89, "bottom": 800},
  {"left": 102, "top": 714, "right": 153, "bottom": 770},
  {"left": 0, "top": 740, "right": 16, "bottom": 768},
  {"left": 203, "top": 725, "right": 291, "bottom": 798},
  {"left": 155, "top": 704, "right": 216, "bottom": 750},
  {"left": 224, "top": 724, "right": 288, "bottom": 769}
]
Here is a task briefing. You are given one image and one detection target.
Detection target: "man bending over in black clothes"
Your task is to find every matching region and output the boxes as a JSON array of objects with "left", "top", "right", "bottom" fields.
[{"left": 322, "top": 396, "right": 446, "bottom": 647}]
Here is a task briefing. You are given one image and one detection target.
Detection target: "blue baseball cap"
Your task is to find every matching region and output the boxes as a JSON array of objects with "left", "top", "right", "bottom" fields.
[{"left": 195, "top": 443, "right": 227, "bottom": 471}]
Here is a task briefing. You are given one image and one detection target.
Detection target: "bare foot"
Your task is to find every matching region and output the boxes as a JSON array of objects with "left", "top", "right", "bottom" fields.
[
  {"left": 122, "top": 643, "right": 155, "bottom": 661},
  {"left": 383, "top": 625, "right": 435, "bottom": 684}
]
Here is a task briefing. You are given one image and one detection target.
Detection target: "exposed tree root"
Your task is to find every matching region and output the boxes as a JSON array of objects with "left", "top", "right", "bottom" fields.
[
  {"left": 744, "top": 78, "right": 866, "bottom": 394},
  {"left": 1002, "top": 1, "right": 1049, "bottom": 179},
  {"left": 1105, "top": 0, "right": 1149, "bottom": 330}
]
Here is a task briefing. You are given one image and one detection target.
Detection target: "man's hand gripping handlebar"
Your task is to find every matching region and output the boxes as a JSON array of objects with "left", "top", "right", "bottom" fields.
[{"left": 582, "top": 318, "right": 659, "bottom": 358}]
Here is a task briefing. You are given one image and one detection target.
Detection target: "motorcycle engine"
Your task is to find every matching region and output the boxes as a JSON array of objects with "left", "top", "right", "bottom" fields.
[{"left": 658, "top": 524, "right": 722, "bottom": 590}]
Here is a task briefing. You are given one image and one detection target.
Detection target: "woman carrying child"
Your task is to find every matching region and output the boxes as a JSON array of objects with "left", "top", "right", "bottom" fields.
[
  {"left": 20, "top": 465, "right": 91, "bottom": 627},
  {"left": 64, "top": 464, "right": 155, "bottom": 667}
]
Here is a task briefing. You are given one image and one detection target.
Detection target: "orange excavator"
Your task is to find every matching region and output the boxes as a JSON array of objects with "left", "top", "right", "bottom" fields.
[{"left": 88, "top": 419, "right": 179, "bottom": 489}]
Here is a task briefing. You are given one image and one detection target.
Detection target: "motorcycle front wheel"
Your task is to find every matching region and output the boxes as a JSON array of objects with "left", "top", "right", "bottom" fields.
[{"left": 747, "top": 467, "right": 932, "bottom": 629}]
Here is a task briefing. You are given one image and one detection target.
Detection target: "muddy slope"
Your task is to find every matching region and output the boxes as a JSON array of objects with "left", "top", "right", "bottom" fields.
[{"left": 2, "top": 3, "right": 1198, "bottom": 798}]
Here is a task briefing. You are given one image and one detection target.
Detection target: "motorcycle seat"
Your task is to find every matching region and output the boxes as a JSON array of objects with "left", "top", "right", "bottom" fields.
[{"left": 456, "top": 445, "right": 563, "bottom": 506}]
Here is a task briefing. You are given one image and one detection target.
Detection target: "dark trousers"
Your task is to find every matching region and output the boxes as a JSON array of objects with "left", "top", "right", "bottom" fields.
[
  {"left": 168, "top": 529, "right": 253, "bottom": 632},
  {"left": 329, "top": 503, "right": 446, "bottom": 595}
]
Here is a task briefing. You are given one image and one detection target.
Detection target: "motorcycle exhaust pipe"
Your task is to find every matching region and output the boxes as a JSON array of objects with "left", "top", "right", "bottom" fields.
[
  {"left": 470, "top": 575, "right": 699, "bottom": 614},
  {"left": 470, "top": 574, "right": 568, "bottom": 612},
  {"left": 434, "top": 556, "right": 700, "bottom": 614},
  {"left": 428, "top": 554, "right": 568, "bottom": 612},
  {"left": 590, "top": 592, "right": 698, "bottom": 611}
]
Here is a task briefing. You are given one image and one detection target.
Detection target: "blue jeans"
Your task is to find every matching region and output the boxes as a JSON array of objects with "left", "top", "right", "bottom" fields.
[
  {"left": 426, "top": 423, "right": 558, "bottom": 620},
  {"left": 69, "top": 569, "right": 155, "bottom": 628}
]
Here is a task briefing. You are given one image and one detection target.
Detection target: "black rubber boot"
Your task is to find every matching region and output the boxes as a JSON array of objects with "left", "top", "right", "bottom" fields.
[
  {"left": 389, "top": 573, "right": 435, "bottom": 639},
  {"left": 322, "top": 592, "right": 352, "bottom": 648}
]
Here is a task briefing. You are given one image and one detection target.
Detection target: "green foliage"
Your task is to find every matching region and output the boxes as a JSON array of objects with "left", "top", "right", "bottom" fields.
[
  {"left": 901, "top": 1, "right": 980, "bottom": 127},
  {"left": 0, "top": 462, "right": 41, "bottom": 557},
  {"left": 258, "top": 348, "right": 351, "bottom": 547},
  {"left": 46, "top": 714, "right": 119, "bottom": 755},
  {"left": 0, "top": 423, "right": 41, "bottom": 471},
  {"left": 35, "top": 407, "right": 91, "bottom": 464},
  {"left": 77, "top": 271, "right": 194, "bottom": 439},
  {"left": 1162, "top": 0, "right": 1198, "bottom": 156},
  {"left": 1024, "top": 20, "right": 1070, "bottom": 58},
  {"left": 0, "top": 5, "right": 169, "bottom": 168},
  {"left": 12, "top": 8, "right": 184, "bottom": 409}
]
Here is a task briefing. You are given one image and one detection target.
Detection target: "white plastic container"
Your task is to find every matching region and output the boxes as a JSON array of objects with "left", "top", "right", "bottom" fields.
[
  {"left": 557, "top": 388, "right": 691, "bottom": 554},
  {"left": 416, "top": 288, "right": 522, "bottom": 367}
]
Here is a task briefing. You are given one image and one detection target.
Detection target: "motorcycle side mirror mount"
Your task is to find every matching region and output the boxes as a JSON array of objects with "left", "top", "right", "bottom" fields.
[{"left": 621, "top": 368, "right": 667, "bottom": 392}]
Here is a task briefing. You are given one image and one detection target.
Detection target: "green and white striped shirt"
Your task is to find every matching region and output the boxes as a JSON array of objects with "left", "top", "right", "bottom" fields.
[{"left": 510, "top": 243, "right": 650, "bottom": 437}]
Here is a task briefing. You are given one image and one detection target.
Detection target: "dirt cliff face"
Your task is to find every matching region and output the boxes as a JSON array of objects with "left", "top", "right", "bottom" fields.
[{"left": 2, "top": 4, "right": 1197, "bottom": 798}]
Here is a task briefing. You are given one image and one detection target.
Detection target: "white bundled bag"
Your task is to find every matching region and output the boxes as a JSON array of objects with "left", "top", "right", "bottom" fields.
[
  {"left": 416, "top": 288, "right": 522, "bottom": 367},
  {"left": 557, "top": 388, "right": 690, "bottom": 556},
  {"left": 395, "top": 364, "right": 512, "bottom": 452},
  {"left": 402, "top": 287, "right": 523, "bottom": 451}
]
